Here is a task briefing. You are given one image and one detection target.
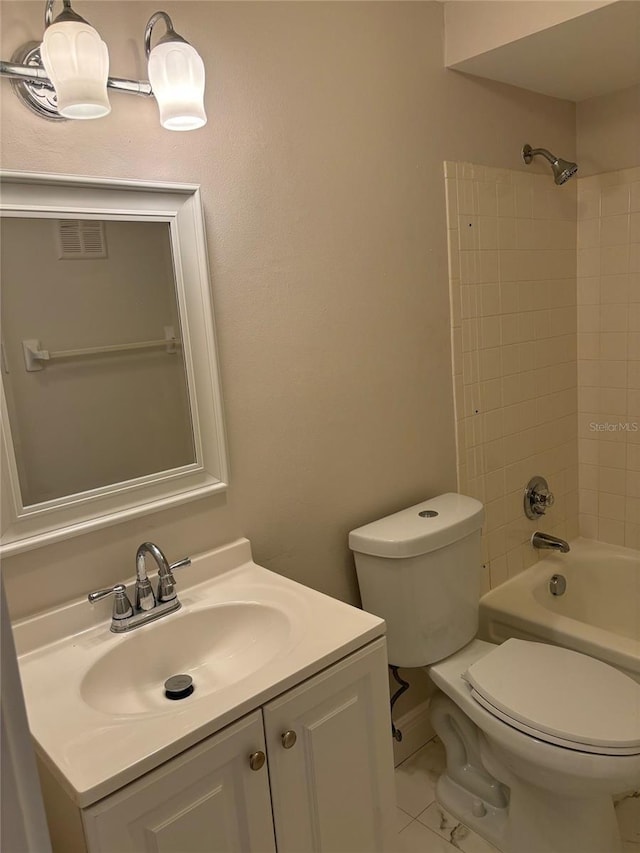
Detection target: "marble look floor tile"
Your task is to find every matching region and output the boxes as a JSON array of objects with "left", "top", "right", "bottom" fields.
[
  {"left": 417, "top": 801, "right": 501, "bottom": 853},
  {"left": 395, "top": 739, "right": 447, "bottom": 817},
  {"left": 395, "top": 737, "right": 636, "bottom": 853},
  {"left": 616, "top": 792, "right": 640, "bottom": 844},
  {"left": 397, "top": 818, "right": 458, "bottom": 853},
  {"left": 396, "top": 807, "right": 414, "bottom": 834}
]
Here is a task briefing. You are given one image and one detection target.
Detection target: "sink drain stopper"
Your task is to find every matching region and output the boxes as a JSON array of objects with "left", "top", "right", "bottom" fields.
[{"left": 164, "top": 674, "right": 194, "bottom": 700}]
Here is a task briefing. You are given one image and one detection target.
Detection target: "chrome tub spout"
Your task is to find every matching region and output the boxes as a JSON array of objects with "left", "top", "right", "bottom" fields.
[{"left": 532, "top": 532, "right": 570, "bottom": 553}]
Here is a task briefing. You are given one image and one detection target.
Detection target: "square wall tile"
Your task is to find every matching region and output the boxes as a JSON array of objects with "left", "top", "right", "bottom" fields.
[{"left": 445, "top": 160, "right": 578, "bottom": 590}]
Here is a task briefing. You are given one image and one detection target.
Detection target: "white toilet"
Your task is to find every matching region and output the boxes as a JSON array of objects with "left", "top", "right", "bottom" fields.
[{"left": 349, "top": 493, "right": 640, "bottom": 853}]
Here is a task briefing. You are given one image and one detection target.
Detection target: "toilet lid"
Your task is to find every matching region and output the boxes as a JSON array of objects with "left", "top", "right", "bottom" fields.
[{"left": 464, "top": 639, "right": 640, "bottom": 756}]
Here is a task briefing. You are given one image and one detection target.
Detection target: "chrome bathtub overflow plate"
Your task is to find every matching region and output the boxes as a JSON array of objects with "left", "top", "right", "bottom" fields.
[
  {"left": 549, "top": 574, "right": 567, "bottom": 596},
  {"left": 524, "top": 475, "right": 555, "bottom": 520}
]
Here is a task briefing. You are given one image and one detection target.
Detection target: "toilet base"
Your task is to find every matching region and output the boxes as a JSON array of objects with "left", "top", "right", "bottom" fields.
[
  {"left": 437, "top": 770, "right": 623, "bottom": 853},
  {"left": 503, "top": 775, "right": 622, "bottom": 853},
  {"left": 435, "top": 773, "right": 507, "bottom": 851},
  {"left": 481, "top": 730, "right": 624, "bottom": 853},
  {"left": 431, "top": 689, "right": 626, "bottom": 853}
]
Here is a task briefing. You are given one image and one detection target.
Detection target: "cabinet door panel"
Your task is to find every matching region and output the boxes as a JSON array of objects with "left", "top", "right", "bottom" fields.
[
  {"left": 263, "top": 638, "right": 395, "bottom": 853},
  {"left": 83, "top": 711, "right": 275, "bottom": 853},
  {"left": 140, "top": 783, "right": 245, "bottom": 853}
]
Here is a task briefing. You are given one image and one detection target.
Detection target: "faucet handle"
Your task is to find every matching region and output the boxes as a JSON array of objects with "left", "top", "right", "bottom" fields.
[
  {"left": 157, "top": 557, "right": 191, "bottom": 603},
  {"left": 534, "top": 488, "right": 555, "bottom": 510},
  {"left": 524, "top": 475, "right": 555, "bottom": 519},
  {"left": 88, "top": 583, "right": 134, "bottom": 621}
]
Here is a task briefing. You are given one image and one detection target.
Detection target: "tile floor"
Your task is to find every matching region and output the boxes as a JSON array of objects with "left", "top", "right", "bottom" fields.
[{"left": 394, "top": 738, "right": 640, "bottom": 853}]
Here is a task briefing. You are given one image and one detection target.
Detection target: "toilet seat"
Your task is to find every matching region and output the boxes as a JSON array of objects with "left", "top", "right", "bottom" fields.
[{"left": 464, "top": 639, "right": 640, "bottom": 756}]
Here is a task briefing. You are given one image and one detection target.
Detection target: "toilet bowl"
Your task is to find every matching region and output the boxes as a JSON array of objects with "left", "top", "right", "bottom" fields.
[
  {"left": 349, "top": 494, "right": 640, "bottom": 853},
  {"left": 429, "top": 639, "right": 640, "bottom": 853}
]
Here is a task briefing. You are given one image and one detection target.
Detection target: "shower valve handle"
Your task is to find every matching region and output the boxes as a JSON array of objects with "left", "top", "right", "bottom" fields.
[
  {"left": 524, "top": 476, "right": 555, "bottom": 519},
  {"left": 534, "top": 488, "right": 554, "bottom": 510}
]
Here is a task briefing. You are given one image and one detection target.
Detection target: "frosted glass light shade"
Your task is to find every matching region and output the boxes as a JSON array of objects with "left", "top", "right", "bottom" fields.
[
  {"left": 41, "top": 21, "right": 110, "bottom": 119},
  {"left": 148, "top": 41, "right": 207, "bottom": 131}
]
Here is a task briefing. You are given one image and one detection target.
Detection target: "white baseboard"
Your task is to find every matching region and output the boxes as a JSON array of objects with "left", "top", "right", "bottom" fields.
[{"left": 391, "top": 698, "right": 435, "bottom": 766}]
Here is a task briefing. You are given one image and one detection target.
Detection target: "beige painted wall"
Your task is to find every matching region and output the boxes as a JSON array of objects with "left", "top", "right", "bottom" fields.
[
  {"left": 444, "top": 0, "right": 615, "bottom": 66},
  {"left": 577, "top": 84, "right": 640, "bottom": 176},
  {"left": 0, "top": 2, "right": 576, "bottom": 636},
  {"left": 445, "top": 2, "right": 639, "bottom": 103}
]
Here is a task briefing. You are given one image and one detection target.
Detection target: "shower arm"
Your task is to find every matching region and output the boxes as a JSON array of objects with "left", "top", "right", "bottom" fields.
[{"left": 522, "top": 146, "right": 557, "bottom": 165}]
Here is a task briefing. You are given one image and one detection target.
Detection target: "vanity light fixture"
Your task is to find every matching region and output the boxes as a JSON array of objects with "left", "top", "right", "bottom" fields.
[
  {"left": 40, "top": 0, "right": 110, "bottom": 119},
  {"left": 0, "top": 0, "right": 207, "bottom": 131},
  {"left": 145, "top": 12, "right": 207, "bottom": 131}
]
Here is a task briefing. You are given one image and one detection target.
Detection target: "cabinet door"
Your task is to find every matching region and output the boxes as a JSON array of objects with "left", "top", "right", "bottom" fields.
[
  {"left": 263, "top": 638, "right": 396, "bottom": 853},
  {"left": 82, "top": 711, "right": 276, "bottom": 853}
]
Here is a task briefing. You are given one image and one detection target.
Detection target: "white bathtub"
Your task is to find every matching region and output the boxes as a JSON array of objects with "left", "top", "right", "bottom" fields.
[{"left": 479, "top": 538, "right": 640, "bottom": 683}]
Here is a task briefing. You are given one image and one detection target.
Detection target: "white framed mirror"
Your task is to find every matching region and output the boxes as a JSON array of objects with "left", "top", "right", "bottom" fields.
[{"left": 0, "top": 171, "right": 228, "bottom": 556}]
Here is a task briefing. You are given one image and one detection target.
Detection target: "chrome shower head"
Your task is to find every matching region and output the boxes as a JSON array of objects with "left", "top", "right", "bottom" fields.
[
  {"left": 522, "top": 144, "right": 578, "bottom": 185},
  {"left": 552, "top": 158, "right": 579, "bottom": 185}
]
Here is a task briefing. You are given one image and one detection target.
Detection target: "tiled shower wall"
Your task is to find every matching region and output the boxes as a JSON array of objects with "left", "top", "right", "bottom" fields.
[
  {"left": 577, "top": 167, "right": 640, "bottom": 549},
  {"left": 445, "top": 161, "right": 579, "bottom": 592}
]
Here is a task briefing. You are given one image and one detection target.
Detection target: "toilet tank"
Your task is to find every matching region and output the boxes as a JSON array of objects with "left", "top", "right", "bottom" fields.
[{"left": 349, "top": 494, "right": 484, "bottom": 668}]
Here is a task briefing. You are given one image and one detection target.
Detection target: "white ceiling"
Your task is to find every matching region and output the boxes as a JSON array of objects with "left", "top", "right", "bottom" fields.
[{"left": 447, "top": 1, "right": 640, "bottom": 102}]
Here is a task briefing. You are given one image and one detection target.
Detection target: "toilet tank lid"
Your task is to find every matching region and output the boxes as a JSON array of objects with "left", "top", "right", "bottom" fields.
[{"left": 348, "top": 493, "right": 484, "bottom": 559}]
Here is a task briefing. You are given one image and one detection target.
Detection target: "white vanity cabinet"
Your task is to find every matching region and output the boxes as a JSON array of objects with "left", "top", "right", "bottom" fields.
[
  {"left": 264, "top": 638, "right": 395, "bottom": 853},
  {"left": 82, "top": 711, "right": 276, "bottom": 853},
  {"left": 18, "top": 542, "right": 395, "bottom": 853},
  {"left": 57, "top": 639, "right": 394, "bottom": 853}
]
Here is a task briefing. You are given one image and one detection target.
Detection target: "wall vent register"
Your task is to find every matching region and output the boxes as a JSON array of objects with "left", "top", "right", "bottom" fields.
[{"left": 57, "top": 219, "right": 107, "bottom": 259}]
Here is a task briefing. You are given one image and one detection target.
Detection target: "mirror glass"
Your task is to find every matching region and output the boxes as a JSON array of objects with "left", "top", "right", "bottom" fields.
[
  {"left": 1, "top": 217, "right": 196, "bottom": 506},
  {"left": 0, "top": 173, "right": 228, "bottom": 556}
]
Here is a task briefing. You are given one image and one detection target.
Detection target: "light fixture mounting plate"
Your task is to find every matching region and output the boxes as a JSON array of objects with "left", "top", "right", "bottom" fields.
[{"left": 10, "top": 42, "right": 66, "bottom": 122}]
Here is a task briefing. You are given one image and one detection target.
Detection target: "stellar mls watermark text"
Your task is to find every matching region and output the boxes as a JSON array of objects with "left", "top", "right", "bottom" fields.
[{"left": 589, "top": 422, "right": 639, "bottom": 432}]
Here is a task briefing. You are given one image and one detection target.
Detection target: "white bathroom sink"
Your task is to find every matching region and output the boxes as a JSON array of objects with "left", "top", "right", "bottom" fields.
[
  {"left": 80, "top": 602, "right": 291, "bottom": 714},
  {"left": 80, "top": 602, "right": 292, "bottom": 715},
  {"left": 13, "top": 538, "right": 385, "bottom": 807}
]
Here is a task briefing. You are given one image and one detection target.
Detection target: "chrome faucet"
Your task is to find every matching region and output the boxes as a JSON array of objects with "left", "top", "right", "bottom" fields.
[
  {"left": 531, "top": 532, "right": 570, "bottom": 553},
  {"left": 136, "top": 541, "right": 190, "bottom": 605},
  {"left": 135, "top": 542, "right": 157, "bottom": 612},
  {"left": 88, "top": 542, "right": 191, "bottom": 633}
]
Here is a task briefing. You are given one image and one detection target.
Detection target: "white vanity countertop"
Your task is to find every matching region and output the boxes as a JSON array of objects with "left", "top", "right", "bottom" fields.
[{"left": 13, "top": 538, "right": 385, "bottom": 807}]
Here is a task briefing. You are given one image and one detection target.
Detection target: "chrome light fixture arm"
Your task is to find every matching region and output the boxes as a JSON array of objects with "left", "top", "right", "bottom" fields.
[
  {"left": 107, "top": 77, "right": 153, "bottom": 97},
  {"left": 144, "top": 12, "right": 188, "bottom": 58},
  {"left": 45, "top": 0, "right": 85, "bottom": 27},
  {"left": 0, "top": 49, "right": 153, "bottom": 124},
  {"left": 0, "top": 57, "right": 53, "bottom": 86},
  {"left": 0, "top": 49, "right": 153, "bottom": 93}
]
